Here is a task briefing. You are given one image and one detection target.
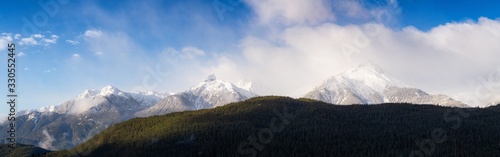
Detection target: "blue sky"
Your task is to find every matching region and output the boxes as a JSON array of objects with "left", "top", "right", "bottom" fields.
[{"left": 1, "top": 0, "right": 500, "bottom": 114}]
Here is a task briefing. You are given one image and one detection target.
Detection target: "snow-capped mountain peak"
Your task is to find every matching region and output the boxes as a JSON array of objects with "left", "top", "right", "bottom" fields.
[
  {"left": 77, "top": 85, "right": 128, "bottom": 99},
  {"left": 77, "top": 89, "right": 99, "bottom": 99},
  {"left": 304, "top": 64, "right": 466, "bottom": 107},
  {"left": 186, "top": 75, "right": 257, "bottom": 108},
  {"left": 99, "top": 85, "right": 122, "bottom": 96},
  {"left": 189, "top": 74, "right": 256, "bottom": 99},
  {"left": 39, "top": 105, "right": 57, "bottom": 112},
  {"left": 204, "top": 74, "right": 217, "bottom": 82},
  {"left": 316, "top": 64, "right": 403, "bottom": 100},
  {"left": 137, "top": 75, "right": 257, "bottom": 117},
  {"left": 236, "top": 79, "right": 253, "bottom": 92},
  {"left": 336, "top": 64, "right": 404, "bottom": 89},
  {"left": 192, "top": 74, "right": 234, "bottom": 94}
]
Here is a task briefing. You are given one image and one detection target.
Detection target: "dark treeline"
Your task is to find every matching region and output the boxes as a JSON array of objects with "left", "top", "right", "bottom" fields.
[
  {"left": 0, "top": 144, "right": 52, "bottom": 157},
  {"left": 5, "top": 96, "right": 500, "bottom": 156}
]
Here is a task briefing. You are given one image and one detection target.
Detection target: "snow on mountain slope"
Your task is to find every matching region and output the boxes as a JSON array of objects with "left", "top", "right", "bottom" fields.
[
  {"left": 304, "top": 64, "right": 467, "bottom": 107},
  {"left": 2, "top": 85, "right": 172, "bottom": 150},
  {"left": 383, "top": 87, "right": 467, "bottom": 107},
  {"left": 487, "top": 97, "right": 500, "bottom": 107},
  {"left": 77, "top": 85, "right": 130, "bottom": 99},
  {"left": 19, "top": 85, "right": 170, "bottom": 116},
  {"left": 129, "top": 91, "right": 171, "bottom": 107},
  {"left": 16, "top": 105, "right": 58, "bottom": 118},
  {"left": 136, "top": 74, "right": 257, "bottom": 117},
  {"left": 236, "top": 79, "right": 254, "bottom": 92},
  {"left": 187, "top": 74, "right": 256, "bottom": 108},
  {"left": 38, "top": 105, "right": 57, "bottom": 113}
]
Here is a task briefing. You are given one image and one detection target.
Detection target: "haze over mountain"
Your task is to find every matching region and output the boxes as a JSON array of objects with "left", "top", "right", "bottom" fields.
[{"left": 303, "top": 65, "right": 468, "bottom": 107}]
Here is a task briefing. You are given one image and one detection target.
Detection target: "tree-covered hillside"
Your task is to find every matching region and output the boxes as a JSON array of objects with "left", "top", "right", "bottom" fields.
[
  {"left": 38, "top": 96, "right": 500, "bottom": 156},
  {"left": 0, "top": 144, "right": 51, "bottom": 157}
]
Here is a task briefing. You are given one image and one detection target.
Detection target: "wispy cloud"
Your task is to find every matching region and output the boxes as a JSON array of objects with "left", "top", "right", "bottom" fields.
[
  {"left": 183, "top": 2, "right": 500, "bottom": 107},
  {"left": 20, "top": 37, "right": 38, "bottom": 46},
  {"left": 0, "top": 34, "right": 13, "bottom": 50},
  {"left": 84, "top": 29, "right": 103, "bottom": 39},
  {"left": 19, "top": 33, "right": 59, "bottom": 46},
  {"left": 245, "top": 0, "right": 334, "bottom": 25},
  {"left": 8, "top": 0, "right": 500, "bottom": 110},
  {"left": 18, "top": 52, "right": 26, "bottom": 57},
  {"left": 13, "top": 34, "right": 21, "bottom": 40},
  {"left": 33, "top": 34, "right": 44, "bottom": 38},
  {"left": 39, "top": 129, "right": 55, "bottom": 150},
  {"left": 66, "top": 40, "right": 80, "bottom": 45}
]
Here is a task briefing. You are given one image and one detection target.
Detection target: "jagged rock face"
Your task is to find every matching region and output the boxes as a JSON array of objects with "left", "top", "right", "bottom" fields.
[{"left": 304, "top": 65, "right": 467, "bottom": 107}]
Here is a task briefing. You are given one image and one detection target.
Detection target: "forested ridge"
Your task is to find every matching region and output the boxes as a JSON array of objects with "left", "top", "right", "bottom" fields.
[
  {"left": 4, "top": 96, "right": 500, "bottom": 156},
  {"left": 0, "top": 143, "right": 52, "bottom": 157}
]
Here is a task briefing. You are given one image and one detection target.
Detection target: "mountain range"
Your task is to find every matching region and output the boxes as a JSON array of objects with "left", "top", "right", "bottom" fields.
[
  {"left": 42, "top": 97, "right": 500, "bottom": 157},
  {"left": 0, "top": 75, "right": 256, "bottom": 150},
  {"left": 0, "top": 65, "right": 472, "bottom": 150},
  {"left": 136, "top": 74, "right": 257, "bottom": 117}
]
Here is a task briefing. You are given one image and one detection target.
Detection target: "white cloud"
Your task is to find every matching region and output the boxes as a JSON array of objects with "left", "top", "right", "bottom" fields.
[
  {"left": 27, "top": 1, "right": 498, "bottom": 109},
  {"left": 19, "top": 33, "right": 59, "bottom": 46},
  {"left": 18, "top": 52, "right": 26, "bottom": 57},
  {"left": 33, "top": 34, "right": 44, "bottom": 38},
  {"left": 84, "top": 29, "right": 103, "bottom": 38},
  {"left": 24, "top": 67, "right": 29, "bottom": 71},
  {"left": 14, "top": 34, "right": 21, "bottom": 40},
  {"left": 181, "top": 47, "right": 205, "bottom": 59},
  {"left": 20, "top": 37, "right": 39, "bottom": 46},
  {"left": 66, "top": 40, "right": 80, "bottom": 45},
  {"left": 68, "top": 98, "right": 103, "bottom": 115},
  {"left": 323, "top": 0, "right": 402, "bottom": 26},
  {"left": 183, "top": 47, "right": 205, "bottom": 55},
  {"left": 73, "top": 54, "right": 81, "bottom": 57},
  {"left": 42, "top": 35, "right": 59, "bottom": 45},
  {"left": 39, "top": 129, "right": 55, "bottom": 150},
  {"left": 0, "top": 34, "right": 13, "bottom": 50},
  {"left": 44, "top": 70, "right": 52, "bottom": 73},
  {"left": 159, "top": 46, "right": 206, "bottom": 62},
  {"left": 190, "top": 16, "right": 500, "bottom": 107},
  {"left": 82, "top": 30, "right": 137, "bottom": 58},
  {"left": 1, "top": 35, "right": 13, "bottom": 41},
  {"left": 334, "top": 0, "right": 371, "bottom": 19},
  {"left": 43, "top": 39, "right": 56, "bottom": 45},
  {"left": 245, "top": 0, "right": 334, "bottom": 25}
]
